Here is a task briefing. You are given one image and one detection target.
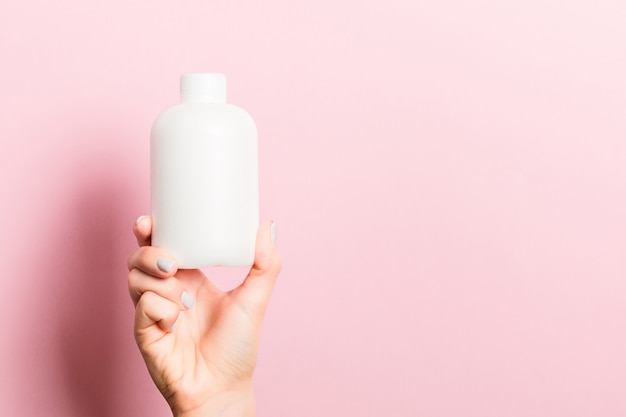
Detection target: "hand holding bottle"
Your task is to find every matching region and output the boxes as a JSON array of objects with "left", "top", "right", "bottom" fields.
[{"left": 127, "top": 215, "right": 281, "bottom": 417}]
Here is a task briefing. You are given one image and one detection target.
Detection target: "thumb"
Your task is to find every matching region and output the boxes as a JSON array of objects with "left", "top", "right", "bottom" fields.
[{"left": 236, "top": 221, "right": 282, "bottom": 317}]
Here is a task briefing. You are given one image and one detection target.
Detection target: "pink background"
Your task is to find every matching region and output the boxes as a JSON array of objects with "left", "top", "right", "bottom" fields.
[{"left": 1, "top": 0, "right": 625, "bottom": 415}]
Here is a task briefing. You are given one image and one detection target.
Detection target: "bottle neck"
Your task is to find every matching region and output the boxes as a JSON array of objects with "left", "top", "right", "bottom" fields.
[{"left": 180, "top": 73, "right": 227, "bottom": 103}]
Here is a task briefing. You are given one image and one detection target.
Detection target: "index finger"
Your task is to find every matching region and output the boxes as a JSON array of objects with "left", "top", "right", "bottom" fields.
[{"left": 134, "top": 215, "right": 152, "bottom": 247}]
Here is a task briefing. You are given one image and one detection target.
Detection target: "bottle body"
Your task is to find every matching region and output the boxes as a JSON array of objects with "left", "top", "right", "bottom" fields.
[{"left": 151, "top": 74, "right": 258, "bottom": 268}]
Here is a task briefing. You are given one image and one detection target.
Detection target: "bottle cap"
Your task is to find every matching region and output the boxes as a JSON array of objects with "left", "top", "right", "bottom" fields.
[{"left": 180, "top": 73, "right": 226, "bottom": 102}]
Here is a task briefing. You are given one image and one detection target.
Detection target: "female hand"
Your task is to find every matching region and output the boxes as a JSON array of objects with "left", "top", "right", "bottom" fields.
[{"left": 127, "top": 216, "right": 281, "bottom": 417}]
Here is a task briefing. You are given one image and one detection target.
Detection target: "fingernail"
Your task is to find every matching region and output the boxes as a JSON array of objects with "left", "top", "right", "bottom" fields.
[
  {"left": 170, "top": 317, "right": 179, "bottom": 332},
  {"left": 271, "top": 222, "right": 277, "bottom": 245},
  {"left": 135, "top": 215, "right": 147, "bottom": 226},
  {"left": 157, "top": 257, "right": 176, "bottom": 273},
  {"left": 181, "top": 291, "right": 195, "bottom": 309}
]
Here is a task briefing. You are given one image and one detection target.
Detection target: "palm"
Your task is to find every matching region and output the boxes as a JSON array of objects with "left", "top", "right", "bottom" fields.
[{"left": 137, "top": 269, "right": 260, "bottom": 409}]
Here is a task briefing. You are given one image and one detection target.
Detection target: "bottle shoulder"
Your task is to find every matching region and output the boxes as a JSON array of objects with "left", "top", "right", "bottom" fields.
[{"left": 152, "top": 102, "right": 256, "bottom": 132}]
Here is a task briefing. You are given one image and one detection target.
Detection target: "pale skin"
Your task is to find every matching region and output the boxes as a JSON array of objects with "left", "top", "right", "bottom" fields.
[{"left": 127, "top": 216, "right": 282, "bottom": 417}]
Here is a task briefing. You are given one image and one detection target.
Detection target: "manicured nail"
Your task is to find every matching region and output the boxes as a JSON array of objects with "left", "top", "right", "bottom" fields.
[
  {"left": 181, "top": 291, "right": 195, "bottom": 309},
  {"left": 170, "top": 317, "right": 179, "bottom": 332},
  {"left": 157, "top": 257, "right": 176, "bottom": 273},
  {"left": 271, "top": 222, "right": 277, "bottom": 244},
  {"left": 135, "top": 215, "right": 147, "bottom": 225}
]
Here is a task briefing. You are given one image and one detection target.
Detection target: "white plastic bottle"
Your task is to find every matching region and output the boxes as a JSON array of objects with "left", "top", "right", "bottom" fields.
[{"left": 151, "top": 73, "right": 259, "bottom": 268}]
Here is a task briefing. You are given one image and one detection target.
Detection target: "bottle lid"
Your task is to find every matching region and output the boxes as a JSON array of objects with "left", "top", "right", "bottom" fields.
[{"left": 180, "top": 73, "right": 226, "bottom": 102}]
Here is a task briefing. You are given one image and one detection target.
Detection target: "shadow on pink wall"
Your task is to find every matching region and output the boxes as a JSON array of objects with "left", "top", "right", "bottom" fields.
[
  {"left": 59, "top": 181, "right": 128, "bottom": 415},
  {"left": 28, "top": 171, "right": 144, "bottom": 416}
]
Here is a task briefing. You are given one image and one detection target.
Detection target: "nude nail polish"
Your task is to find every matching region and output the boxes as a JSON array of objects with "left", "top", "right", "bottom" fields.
[{"left": 181, "top": 291, "right": 195, "bottom": 309}]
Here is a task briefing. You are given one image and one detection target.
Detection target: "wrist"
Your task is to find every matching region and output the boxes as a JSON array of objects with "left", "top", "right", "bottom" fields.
[{"left": 172, "top": 385, "right": 256, "bottom": 417}]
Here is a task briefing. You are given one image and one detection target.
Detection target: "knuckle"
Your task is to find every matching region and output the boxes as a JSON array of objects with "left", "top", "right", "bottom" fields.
[
  {"left": 136, "top": 290, "right": 156, "bottom": 309},
  {"left": 137, "top": 247, "right": 160, "bottom": 273},
  {"left": 127, "top": 246, "right": 148, "bottom": 271},
  {"left": 127, "top": 269, "right": 141, "bottom": 292},
  {"left": 126, "top": 252, "right": 136, "bottom": 271},
  {"left": 134, "top": 291, "right": 148, "bottom": 311}
]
